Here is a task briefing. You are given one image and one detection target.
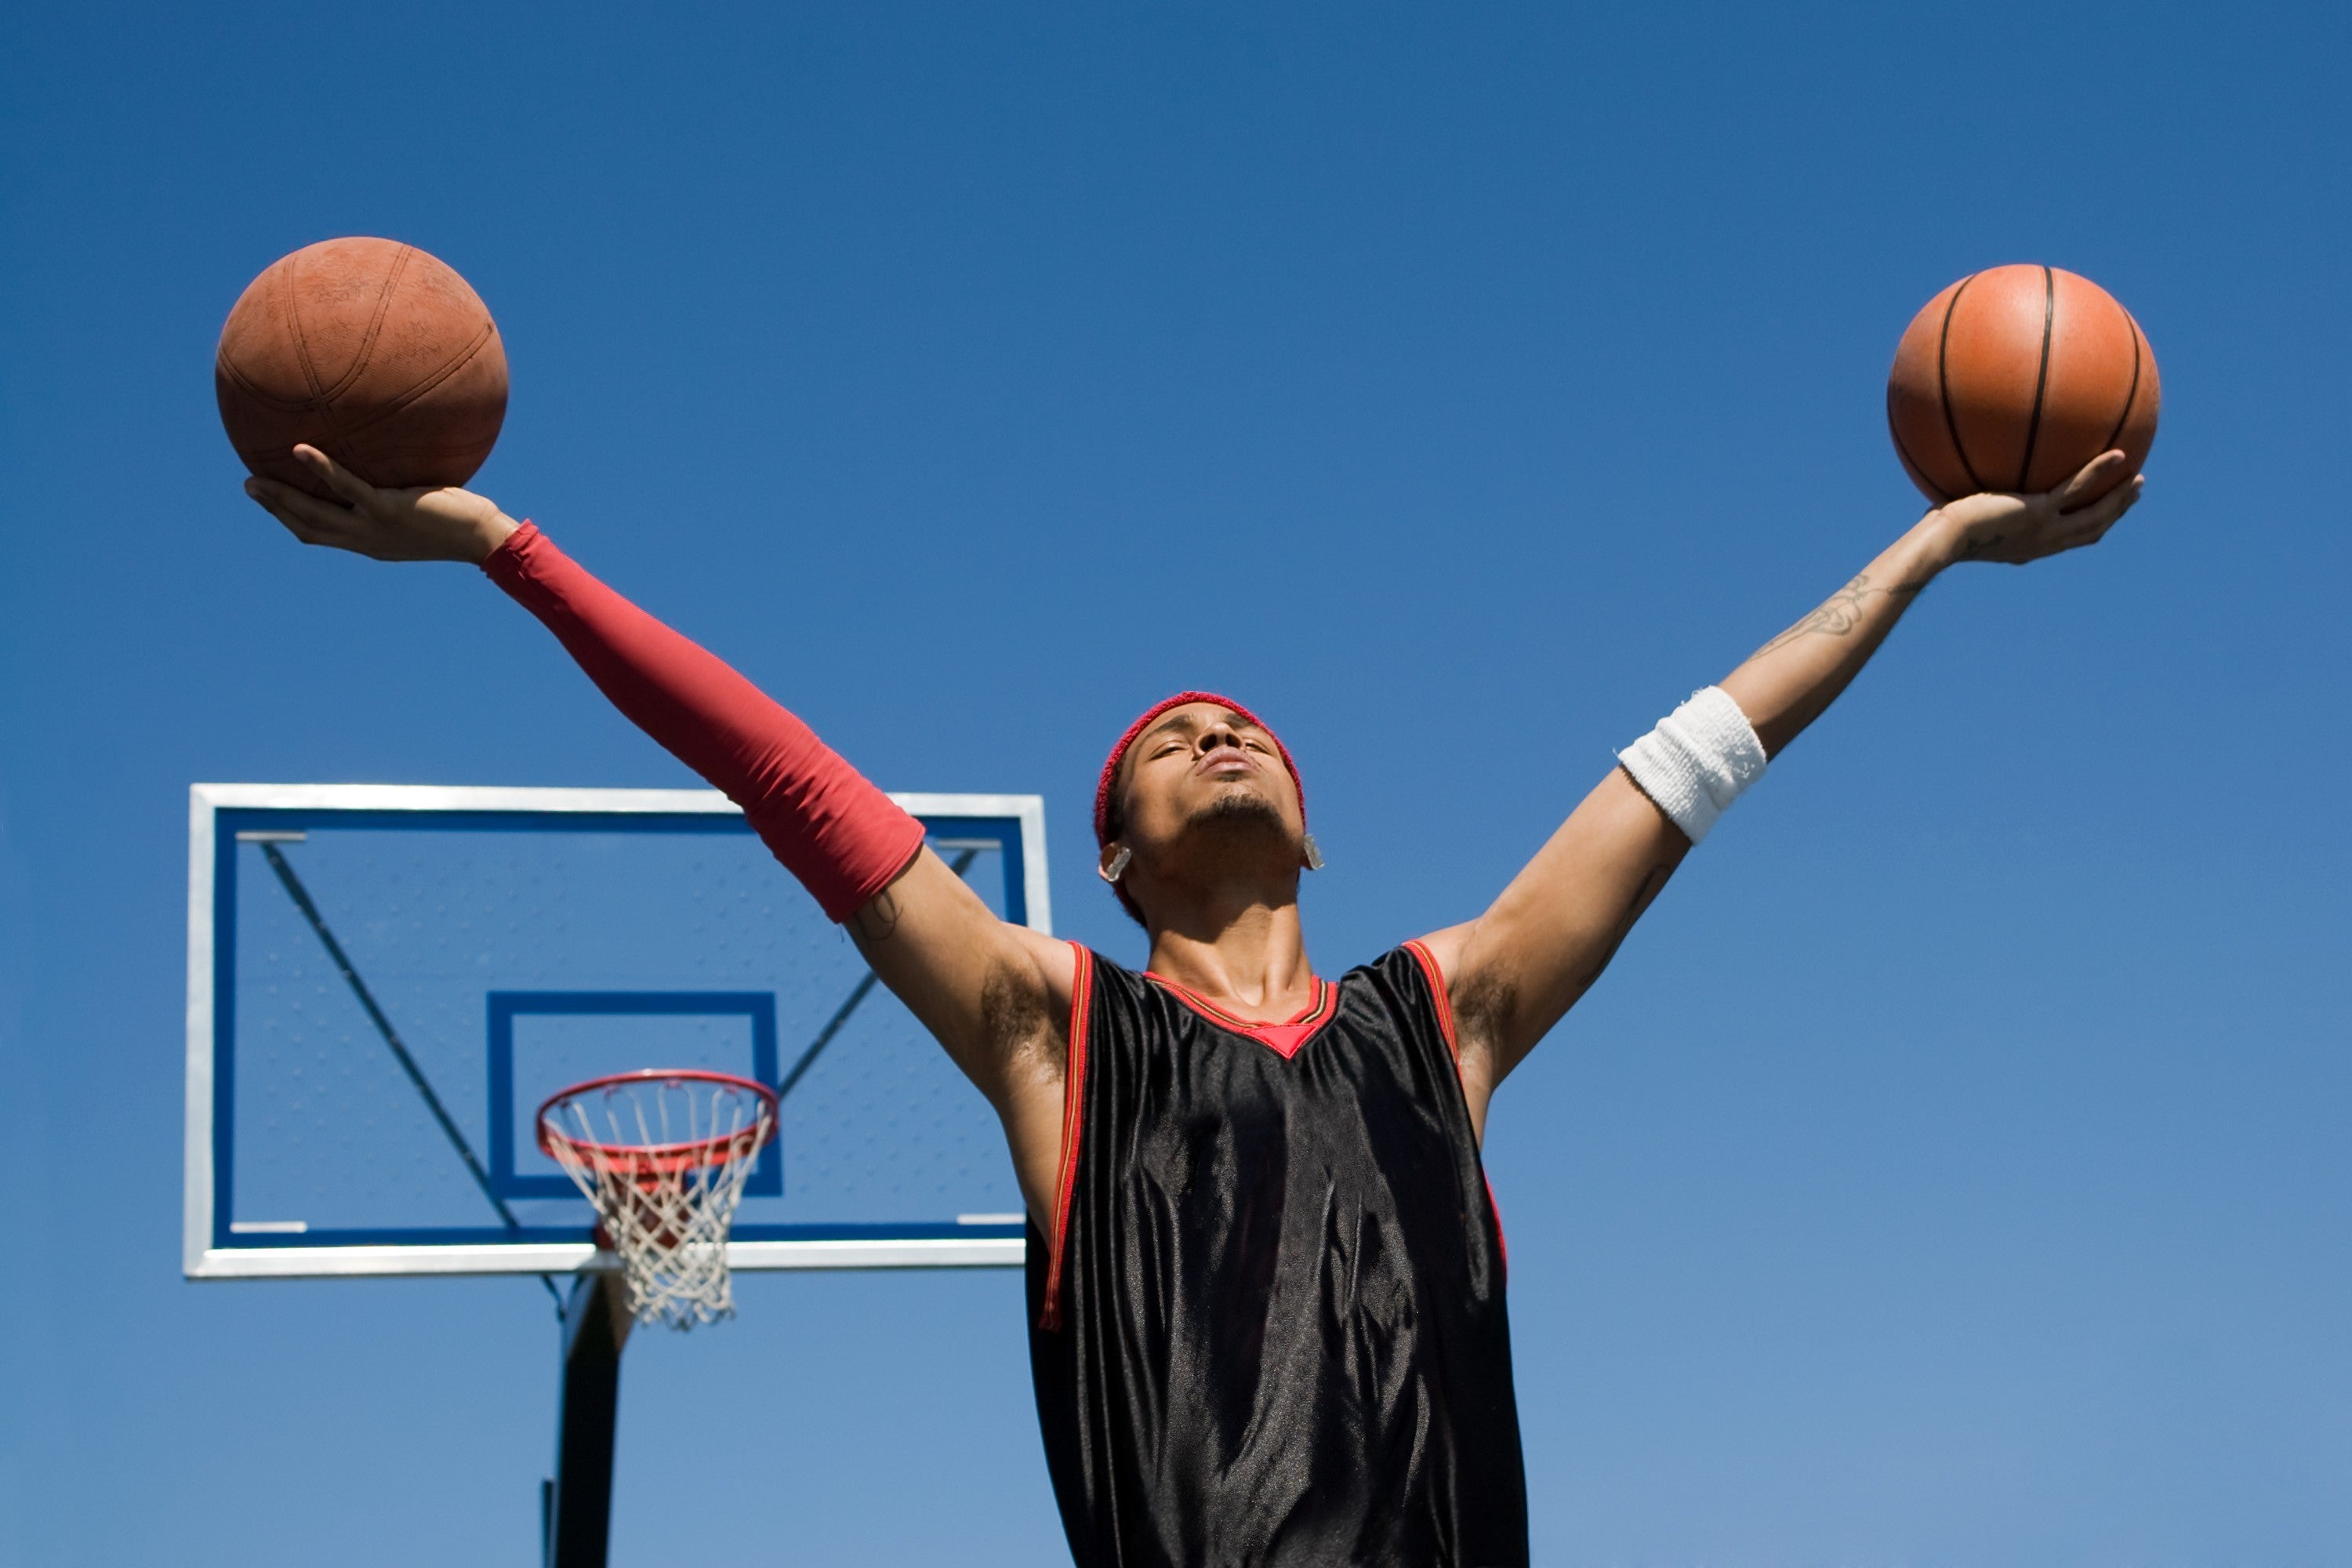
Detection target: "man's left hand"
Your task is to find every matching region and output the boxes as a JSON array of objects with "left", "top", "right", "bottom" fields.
[{"left": 1929, "top": 449, "right": 2147, "bottom": 568}]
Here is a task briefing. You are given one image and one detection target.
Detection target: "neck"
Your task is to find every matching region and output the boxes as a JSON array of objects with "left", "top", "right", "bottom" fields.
[{"left": 1143, "top": 895, "right": 1315, "bottom": 1022}]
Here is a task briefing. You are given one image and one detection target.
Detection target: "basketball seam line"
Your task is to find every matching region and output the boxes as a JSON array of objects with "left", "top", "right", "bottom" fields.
[
  {"left": 1887, "top": 420, "right": 1953, "bottom": 504},
  {"left": 285, "top": 253, "right": 328, "bottom": 416},
  {"left": 2100, "top": 310, "right": 2144, "bottom": 455},
  {"left": 214, "top": 350, "right": 282, "bottom": 405},
  {"left": 314, "top": 244, "right": 411, "bottom": 410},
  {"left": 1938, "top": 273, "right": 1985, "bottom": 494},
  {"left": 220, "top": 347, "right": 495, "bottom": 436},
  {"left": 328, "top": 321, "right": 501, "bottom": 440},
  {"left": 281, "top": 247, "right": 376, "bottom": 446},
  {"left": 276, "top": 243, "right": 412, "bottom": 451},
  {"left": 2015, "top": 264, "right": 2055, "bottom": 491}
]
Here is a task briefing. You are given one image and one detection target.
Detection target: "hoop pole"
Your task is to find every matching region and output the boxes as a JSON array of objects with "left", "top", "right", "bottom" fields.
[{"left": 545, "top": 1271, "right": 631, "bottom": 1568}]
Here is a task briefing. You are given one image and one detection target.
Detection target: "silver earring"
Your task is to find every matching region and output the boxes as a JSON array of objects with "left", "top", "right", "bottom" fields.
[
  {"left": 1302, "top": 834, "right": 1325, "bottom": 871},
  {"left": 1099, "top": 845, "right": 1133, "bottom": 884}
]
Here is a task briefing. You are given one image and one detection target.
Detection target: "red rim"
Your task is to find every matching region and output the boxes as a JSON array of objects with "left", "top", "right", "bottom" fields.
[{"left": 535, "top": 1069, "right": 779, "bottom": 1177}]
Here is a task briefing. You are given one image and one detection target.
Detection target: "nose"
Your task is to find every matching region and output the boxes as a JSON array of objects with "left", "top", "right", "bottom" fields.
[{"left": 1197, "top": 721, "right": 1243, "bottom": 757}]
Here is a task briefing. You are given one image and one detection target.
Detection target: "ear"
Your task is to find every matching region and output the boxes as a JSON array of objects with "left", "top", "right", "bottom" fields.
[{"left": 1098, "top": 844, "right": 1133, "bottom": 884}]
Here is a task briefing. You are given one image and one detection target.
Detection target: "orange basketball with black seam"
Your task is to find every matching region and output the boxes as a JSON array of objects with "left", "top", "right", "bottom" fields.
[
  {"left": 1886, "top": 263, "right": 2158, "bottom": 504},
  {"left": 216, "top": 237, "right": 508, "bottom": 501}
]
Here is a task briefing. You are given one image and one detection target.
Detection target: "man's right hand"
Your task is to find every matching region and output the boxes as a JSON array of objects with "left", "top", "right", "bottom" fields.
[{"left": 244, "top": 444, "right": 521, "bottom": 564}]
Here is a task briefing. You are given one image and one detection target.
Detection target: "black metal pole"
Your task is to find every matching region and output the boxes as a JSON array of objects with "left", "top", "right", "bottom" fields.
[{"left": 544, "top": 1272, "right": 632, "bottom": 1568}]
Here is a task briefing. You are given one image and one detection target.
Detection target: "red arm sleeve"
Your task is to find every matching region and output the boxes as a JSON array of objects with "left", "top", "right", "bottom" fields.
[{"left": 481, "top": 522, "right": 926, "bottom": 923}]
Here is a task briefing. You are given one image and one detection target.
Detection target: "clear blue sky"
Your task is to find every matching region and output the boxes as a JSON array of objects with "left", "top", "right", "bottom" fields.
[{"left": 4, "top": 3, "right": 2347, "bottom": 1563}]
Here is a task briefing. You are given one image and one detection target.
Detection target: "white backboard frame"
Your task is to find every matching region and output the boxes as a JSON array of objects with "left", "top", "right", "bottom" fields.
[{"left": 184, "top": 782, "right": 1046, "bottom": 1280}]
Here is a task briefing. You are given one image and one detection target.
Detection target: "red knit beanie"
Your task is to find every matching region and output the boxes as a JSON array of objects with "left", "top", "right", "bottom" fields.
[{"left": 1093, "top": 691, "right": 1306, "bottom": 850}]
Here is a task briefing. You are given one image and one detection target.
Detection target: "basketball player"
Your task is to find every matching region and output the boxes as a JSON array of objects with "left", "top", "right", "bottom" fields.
[{"left": 247, "top": 444, "right": 2142, "bottom": 1566}]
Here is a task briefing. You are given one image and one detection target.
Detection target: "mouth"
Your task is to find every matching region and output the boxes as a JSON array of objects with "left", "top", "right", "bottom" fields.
[{"left": 1193, "top": 746, "right": 1256, "bottom": 780}]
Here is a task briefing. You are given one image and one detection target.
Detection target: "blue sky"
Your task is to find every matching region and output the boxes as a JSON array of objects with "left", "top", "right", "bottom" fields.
[{"left": 3, "top": 3, "right": 2347, "bottom": 1563}]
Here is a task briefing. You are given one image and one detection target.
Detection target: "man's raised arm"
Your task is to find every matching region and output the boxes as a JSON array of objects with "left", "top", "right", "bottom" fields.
[
  {"left": 1417, "top": 452, "right": 2145, "bottom": 1132},
  {"left": 245, "top": 448, "right": 1077, "bottom": 1221}
]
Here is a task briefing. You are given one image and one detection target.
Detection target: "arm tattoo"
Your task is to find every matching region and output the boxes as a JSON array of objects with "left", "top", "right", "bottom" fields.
[
  {"left": 1751, "top": 572, "right": 1929, "bottom": 658},
  {"left": 848, "top": 887, "right": 901, "bottom": 946}
]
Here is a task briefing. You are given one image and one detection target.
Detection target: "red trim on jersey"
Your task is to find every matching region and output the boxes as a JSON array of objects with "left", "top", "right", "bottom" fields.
[
  {"left": 1038, "top": 943, "right": 1095, "bottom": 1333},
  {"left": 1400, "top": 939, "right": 1459, "bottom": 1064},
  {"left": 1484, "top": 1176, "right": 1509, "bottom": 1276},
  {"left": 1142, "top": 972, "right": 1337, "bottom": 1061}
]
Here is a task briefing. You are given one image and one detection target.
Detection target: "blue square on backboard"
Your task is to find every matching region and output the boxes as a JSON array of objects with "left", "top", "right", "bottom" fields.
[{"left": 486, "top": 991, "right": 782, "bottom": 1200}]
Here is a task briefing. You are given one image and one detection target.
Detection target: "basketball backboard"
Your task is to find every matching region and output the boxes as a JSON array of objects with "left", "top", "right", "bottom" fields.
[{"left": 183, "top": 783, "right": 1047, "bottom": 1280}]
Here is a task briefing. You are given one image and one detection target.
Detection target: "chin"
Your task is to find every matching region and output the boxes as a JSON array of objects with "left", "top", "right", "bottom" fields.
[{"left": 1186, "top": 789, "right": 1292, "bottom": 844}]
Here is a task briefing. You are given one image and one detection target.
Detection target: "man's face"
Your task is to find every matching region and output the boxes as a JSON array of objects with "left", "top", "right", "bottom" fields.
[{"left": 1104, "top": 702, "right": 1305, "bottom": 890}]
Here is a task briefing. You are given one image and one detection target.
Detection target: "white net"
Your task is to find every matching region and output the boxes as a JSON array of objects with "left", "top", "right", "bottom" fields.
[{"left": 539, "top": 1072, "right": 777, "bottom": 1329}]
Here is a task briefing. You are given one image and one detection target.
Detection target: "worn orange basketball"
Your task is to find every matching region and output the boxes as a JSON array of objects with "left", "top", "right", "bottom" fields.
[
  {"left": 1886, "top": 263, "right": 2158, "bottom": 504},
  {"left": 216, "top": 237, "right": 508, "bottom": 501}
]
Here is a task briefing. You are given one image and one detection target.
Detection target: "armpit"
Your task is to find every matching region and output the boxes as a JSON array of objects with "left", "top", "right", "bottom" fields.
[
  {"left": 1447, "top": 965, "right": 1519, "bottom": 1061},
  {"left": 982, "top": 954, "right": 1062, "bottom": 1077}
]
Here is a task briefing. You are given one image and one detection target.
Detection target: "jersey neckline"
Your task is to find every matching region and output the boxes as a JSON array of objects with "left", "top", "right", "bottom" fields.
[{"left": 1142, "top": 971, "right": 1339, "bottom": 1060}]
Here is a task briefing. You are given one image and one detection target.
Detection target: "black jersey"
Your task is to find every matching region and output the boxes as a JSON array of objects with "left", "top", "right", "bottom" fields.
[{"left": 1025, "top": 943, "right": 1528, "bottom": 1568}]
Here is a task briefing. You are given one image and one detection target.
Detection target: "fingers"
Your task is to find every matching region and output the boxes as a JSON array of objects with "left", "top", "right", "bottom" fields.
[
  {"left": 292, "top": 444, "right": 383, "bottom": 510},
  {"left": 2053, "top": 449, "right": 2129, "bottom": 514},
  {"left": 2048, "top": 474, "right": 2144, "bottom": 556},
  {"left": 2071, "top": 470, "right": 2144, "bottom": 533},
  {"left": 244, "top": 475, "right": 370, "bottom": 552}
]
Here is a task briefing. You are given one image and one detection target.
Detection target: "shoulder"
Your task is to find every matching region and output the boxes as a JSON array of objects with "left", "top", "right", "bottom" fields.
[
  {"left": 1333, "top": 947, "right": 1470, "bottom": 1080},
  {"left": 1068, "top": 946, "right": 1144, "bottom": 986},
  {"left": 1390, "top": 922, "right": 1515, "bottom": 1045},
  {"left": 1341, "top": 944, "right": 1456, "bottom": 1030},
  {"left": 1341, "top": 942, "right": 1448, "bottom": 993},
  {"left": 1060, "top": 945, "right": 1154, "bottom": 1011}
]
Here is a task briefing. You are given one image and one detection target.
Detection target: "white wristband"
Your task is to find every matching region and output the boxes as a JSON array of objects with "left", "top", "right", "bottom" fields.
[{"left": 1616, "top": 686, "right": 1767, "bottom": 845}]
